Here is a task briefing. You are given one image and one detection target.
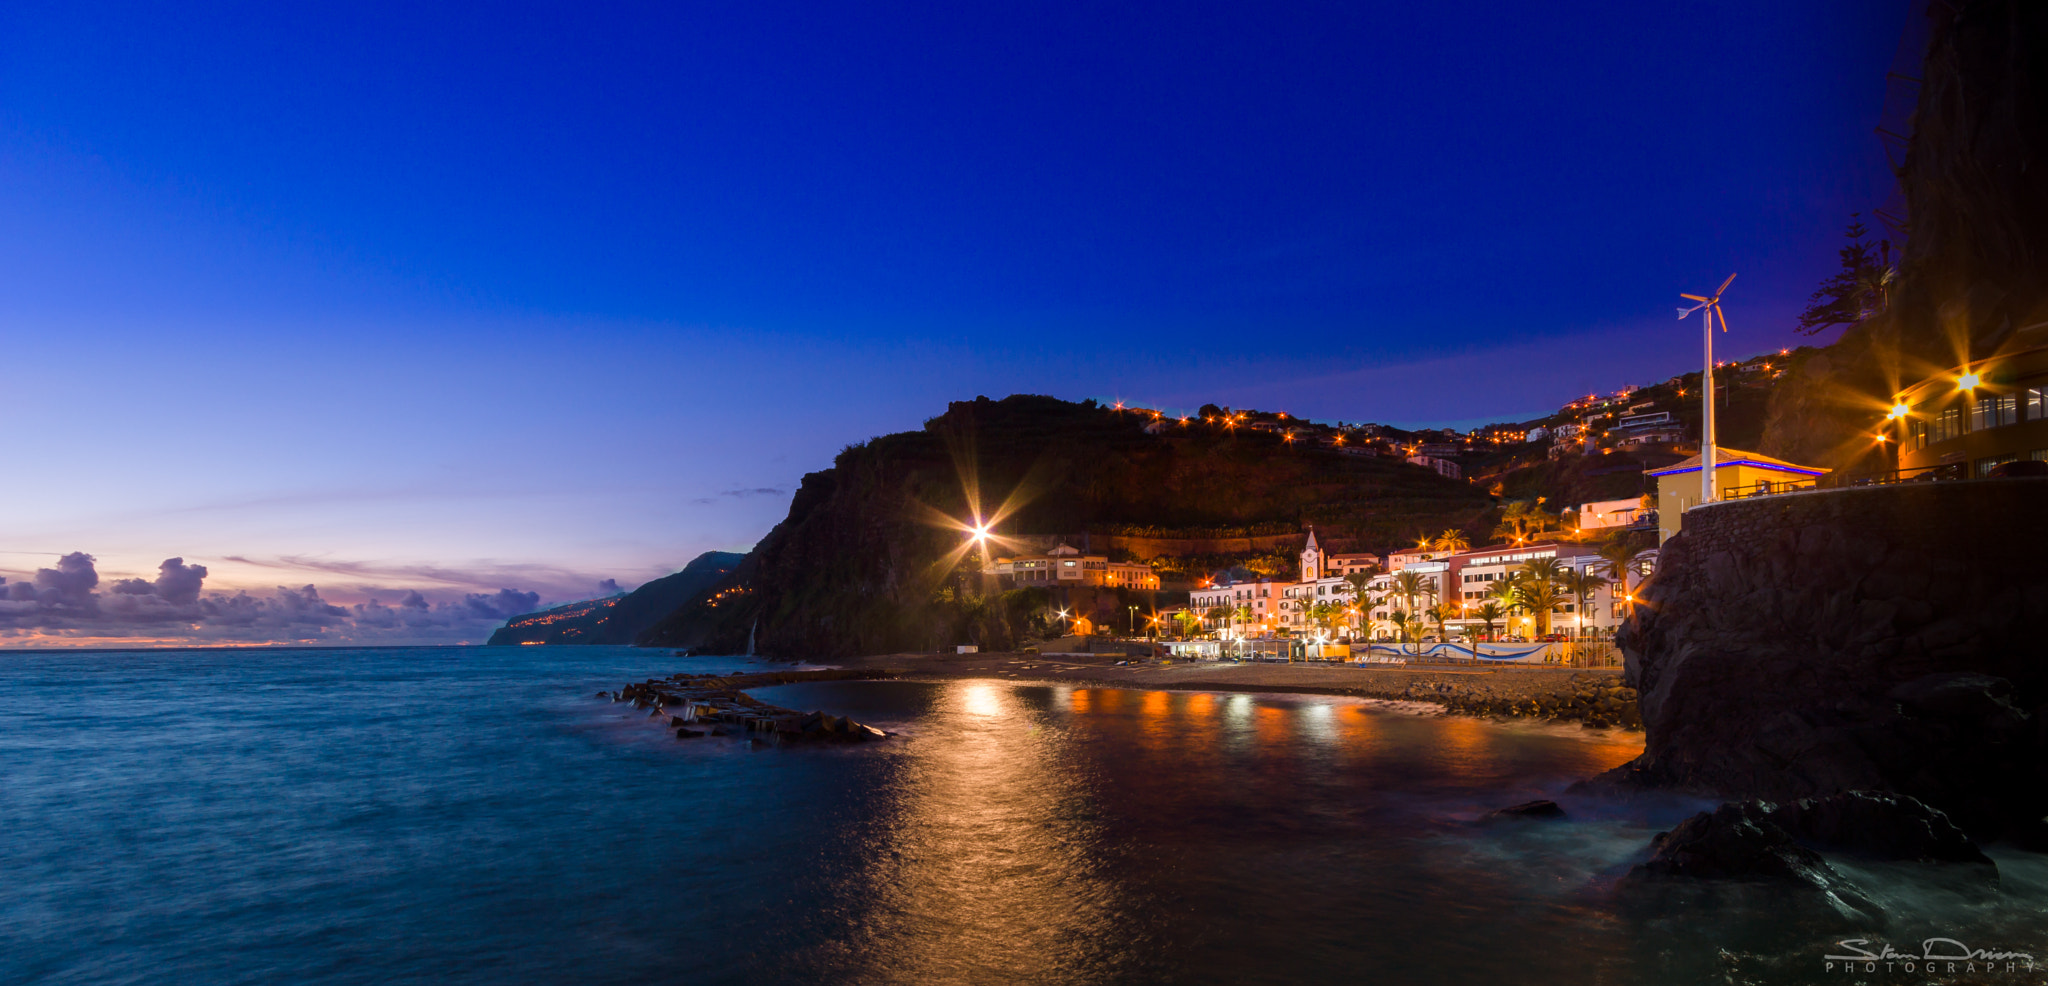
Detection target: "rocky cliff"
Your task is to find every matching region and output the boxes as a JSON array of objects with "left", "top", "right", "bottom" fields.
[
  {"left": 1760, "top": 0, "right": 2048, "bottom": 471},
  {"left": 1611, "top": 479, "right": 2048, "bottom": 838},
  {"left": 638, "top": 394, "right": 1495, "bottom": 657},
  {"left": 487, "top": 550, "right": 743, "bottom": 645}
]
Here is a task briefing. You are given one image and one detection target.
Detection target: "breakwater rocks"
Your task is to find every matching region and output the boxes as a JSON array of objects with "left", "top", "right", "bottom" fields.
[
  {"left": 1396, "top": 672, "right": 1641, "bottom": 729},
  {"left": 601, "top": 669, "right": 894, "bottom": 743},
  {"left": 1613, "top": 480, "right": 2048, "bottom": 839}
]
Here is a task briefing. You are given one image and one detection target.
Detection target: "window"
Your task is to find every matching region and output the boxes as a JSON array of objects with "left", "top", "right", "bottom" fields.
[
  {"left": 1934, "top": 407, "right": 1964, "bottom": 443},
  {"left": 1977, "top": 455, "right": 2019, "bottom": 477},
  {"left": 1992, "top": 394, "right": 2019, "bottom": 428},
  {"left": 1913, "top": 420, "right": 1928, "bottom": 450},
  {"left": 2027, "top": 386, "right": 2047, "bottom": 422}
]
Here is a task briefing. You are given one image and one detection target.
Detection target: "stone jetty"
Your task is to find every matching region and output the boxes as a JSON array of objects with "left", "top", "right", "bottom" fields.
[{"left": 600, "top": 668, "right": 895, "bottom": 742}]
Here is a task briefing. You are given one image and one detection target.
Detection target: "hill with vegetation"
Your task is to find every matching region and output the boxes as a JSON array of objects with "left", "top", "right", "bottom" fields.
[
  {"left": 486, "top": 550, "right": 744, "bottom": 645},
  {"left": 638, "top": 394, "right": 1497, "bottom": 657}
]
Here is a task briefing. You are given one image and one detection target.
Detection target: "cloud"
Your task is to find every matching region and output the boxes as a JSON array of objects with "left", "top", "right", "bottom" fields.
[
  {"left": 597, "top": 578, "right": 621, "bottom": 595},
  {"left": 0, "top": 551, "right": 552, "bottom": 647},
  {"left": 690, "top": 486, "right": 787, "bottom": 505}
]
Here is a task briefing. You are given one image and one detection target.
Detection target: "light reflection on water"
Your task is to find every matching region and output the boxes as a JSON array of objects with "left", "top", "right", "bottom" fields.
[
  {"left": 752, "top": 676, "right": 1658, "bottom": 982},
  {"left": 6, "top": 650, "right": 2043, "bottom": 986}
]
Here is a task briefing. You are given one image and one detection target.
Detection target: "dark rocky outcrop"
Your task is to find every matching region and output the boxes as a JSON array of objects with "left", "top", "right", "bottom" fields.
[
  {"left": 487, "top": 551, "right": 745, "bottom": 646},
  {"left": 639, "top": 395, "right": 1493, "bottom": 657},
  {"left": 1624, "top": 802, "right": 1882, "bottom": 922},
  {"left": 609, "top": 669, "right": 895, "bottom": 743},
  {"left": 1606, "top": 481, "right": 2048, "bottom": 838},
  {"left": 1769, "top": 791, "right": 1990, "bottom": 865}
]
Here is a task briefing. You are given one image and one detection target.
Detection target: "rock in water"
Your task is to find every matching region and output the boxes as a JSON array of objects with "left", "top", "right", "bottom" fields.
[
  {"left": 1625, "top": 802, "right": 1881, "bottom": 922},
  {"left": 1768, "top": 791, "right": 1992, "bottom": 866},
  {"left": 1484, "top": 800, "right": 1567, "bottom": 821}
]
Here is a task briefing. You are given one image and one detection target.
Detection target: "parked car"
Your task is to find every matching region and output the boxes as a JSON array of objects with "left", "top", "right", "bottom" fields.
[{"left": 1988, "top": 459, "right": 2048, "bottom": 478}]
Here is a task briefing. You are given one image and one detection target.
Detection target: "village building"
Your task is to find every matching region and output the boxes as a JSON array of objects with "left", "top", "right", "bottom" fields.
[
  {"left": 987, "top": 543, "right": 1160, "bottom": 589},
  {"left": 1647, "top": 447, "right": 1829, "bottom": 543}
]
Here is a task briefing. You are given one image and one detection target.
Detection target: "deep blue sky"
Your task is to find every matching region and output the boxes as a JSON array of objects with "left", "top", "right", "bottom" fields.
[{"left": 1, "top": 1, "right": 1908, "bottom": 641}]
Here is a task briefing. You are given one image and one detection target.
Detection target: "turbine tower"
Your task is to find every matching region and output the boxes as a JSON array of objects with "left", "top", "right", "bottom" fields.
[{"left": 1678, "top": 273, "right": 1735, "bottom": 505}]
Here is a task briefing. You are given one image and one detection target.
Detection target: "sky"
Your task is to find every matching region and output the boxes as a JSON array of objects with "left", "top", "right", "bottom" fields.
[{"left": 1, "top": 0, "right": 1911, "bottom": 645}]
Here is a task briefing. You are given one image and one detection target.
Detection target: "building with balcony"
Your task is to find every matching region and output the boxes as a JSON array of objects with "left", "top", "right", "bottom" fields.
[
  {"left": 1407, "top": 454, "right": 1461, "bottom": 480},
  {"left": 1894, "top": 333, "right": 2048, "bottom": 477}
]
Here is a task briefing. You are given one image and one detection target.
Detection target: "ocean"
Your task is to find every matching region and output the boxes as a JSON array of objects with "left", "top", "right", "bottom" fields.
[{"left": 4, "top": 646, "right": 2043, "bottom": 984}]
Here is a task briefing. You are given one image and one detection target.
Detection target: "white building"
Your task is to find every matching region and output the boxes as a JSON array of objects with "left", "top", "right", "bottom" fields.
[
  {"left": 988, "top": 543, "right": 1159, "bottom": 589},
  {"left": 1407, "top": 454, "right": 1461, "bottom": 480},
  {"left": 1576, "top": 498, "right": 1642, "bottom": 530}
]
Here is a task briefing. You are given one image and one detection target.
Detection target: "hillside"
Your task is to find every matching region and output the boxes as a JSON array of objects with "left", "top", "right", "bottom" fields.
[
  {"left": 486, "top": 550, "right": 744, "bottom": 645},
  {"left": 638, "top": 395, "right": 1496, "bottom": 657}
]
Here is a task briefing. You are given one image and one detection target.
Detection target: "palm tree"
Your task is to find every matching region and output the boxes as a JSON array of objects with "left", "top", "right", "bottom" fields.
[
  {"left": 1431, "top": 529, "right": 1471, "bottom": 554},
  {"left": 1488, "top": 576, "right": 1523, "bottom": 636},
  {"left": 1473, "top": 600, "right": 1505, "bottom": 641},
  {"left": 1516, "top": 579, "right": 1565, "bottom": 638},
  {"left": 1204, "top": 605, "right": 1232, "bottom": 633},
  {"left": 1341, "top": 570, "right": 1379, "bottom": 634},
  {"left": 1519, "top": 556, "right": 1566, "bottom": 585},
  {"left": 1309, "top": 601, "right": 1340, "bottom": 636},
  {"left": 1353, "top": 592, "right": 1386, "bottom": 638},
  {"left": 1595, "top": 538, "right": 1638, "bottom": 583},
  {"left": 1556, "top": 568, "right": 1607, "bottom": 639},
  {"left": 1388, "top": 610, "right": 1423, "bottom": 653},
  {"left": 1425, "top": 601, "right": 1457, "bottom": 650},
  {"left": 1392, "top": 570, "right": 1433, "bottom": 622}
]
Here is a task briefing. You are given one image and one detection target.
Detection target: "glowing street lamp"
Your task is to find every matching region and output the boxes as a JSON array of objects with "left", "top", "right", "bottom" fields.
[{"left": 1959, "top": 371, "right": 1981, "bottom": 391}]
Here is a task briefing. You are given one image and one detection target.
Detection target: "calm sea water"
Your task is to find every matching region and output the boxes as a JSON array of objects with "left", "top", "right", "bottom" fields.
[{"left": 4, "top": 646, "right": 2044, "bottom": 985}]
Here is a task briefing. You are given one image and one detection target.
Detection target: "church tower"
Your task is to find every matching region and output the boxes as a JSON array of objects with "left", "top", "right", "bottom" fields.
[{"left": 1299, "top": 528, "right": 1322, "bottom": 583}]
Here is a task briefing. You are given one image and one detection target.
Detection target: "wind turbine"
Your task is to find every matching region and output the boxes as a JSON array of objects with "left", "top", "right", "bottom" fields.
[{"left": 1677, "top": 273, "right": 1735, "bottom": 504}]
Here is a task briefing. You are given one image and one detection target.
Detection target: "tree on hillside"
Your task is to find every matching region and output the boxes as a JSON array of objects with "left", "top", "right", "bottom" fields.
[
  {"left": 1493, "top": 500, "right": 1557, "bottom": 544},
  {"left": 1431, "top": 529, "right": 1471, "bottom": 553},
  {"left": 1796, "top": 214, "right": 1898, "bottom": 335}
]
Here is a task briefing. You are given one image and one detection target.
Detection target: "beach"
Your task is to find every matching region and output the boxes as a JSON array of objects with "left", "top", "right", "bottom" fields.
[{"left": 819, "top": 650, "right": 1643, "bottom": 728}]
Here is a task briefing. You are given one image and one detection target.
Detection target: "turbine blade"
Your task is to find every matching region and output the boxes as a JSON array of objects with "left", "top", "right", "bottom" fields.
[
  {"left": 1716, "top": 272, "right": 1737, "bottom": 296},
  {"left": 1714, "top": 304, "right": 1729, "bottom": 332},
  {"left": 1679, "top": 293, "right": 1709, "bottom": 302}
]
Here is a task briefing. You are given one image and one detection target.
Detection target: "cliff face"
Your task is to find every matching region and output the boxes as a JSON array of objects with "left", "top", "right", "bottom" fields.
[
  {"left": 638, "top": 394, "right": 1495, "bottom": 657},
  {"left": 1760, "top": 0, "right": 2048, "bottom": 471},
  {"left": 1614, "top": 480, "right": 2048, "bottom": 837},
  {"left": 486, "top": 550, "right": 743, "bottom": 645}
]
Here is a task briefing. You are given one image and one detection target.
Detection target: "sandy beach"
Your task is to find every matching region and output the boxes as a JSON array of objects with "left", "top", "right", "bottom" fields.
[{"left": 817, "top": 651, "right": 1641, "bottom": 728}]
